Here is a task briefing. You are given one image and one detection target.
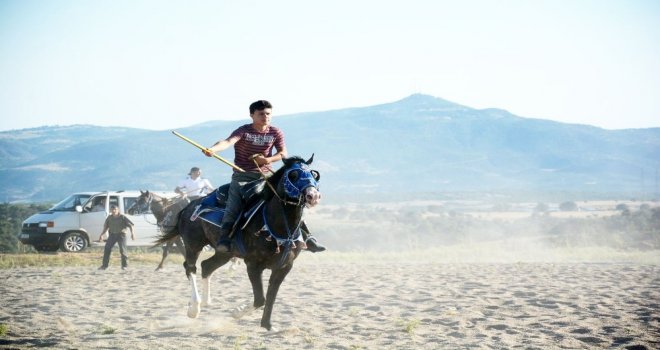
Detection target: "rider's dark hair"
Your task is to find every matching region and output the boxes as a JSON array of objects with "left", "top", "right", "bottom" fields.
[{"left": 249, "top": 100, "right": 272, "bottom": 114}]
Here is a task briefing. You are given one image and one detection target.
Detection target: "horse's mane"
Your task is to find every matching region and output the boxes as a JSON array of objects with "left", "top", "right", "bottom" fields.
[{"left": 262, "top": 156, "right": 306, "bottom": 202}]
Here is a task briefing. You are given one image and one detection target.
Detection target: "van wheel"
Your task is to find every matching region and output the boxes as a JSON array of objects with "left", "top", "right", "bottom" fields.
[{"left": 60, "top": 232, "right": 88, "bottom": 252}]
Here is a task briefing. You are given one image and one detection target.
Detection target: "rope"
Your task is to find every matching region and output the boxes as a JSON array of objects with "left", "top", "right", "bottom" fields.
[{"left": 252, "top": 157, "right": 284, "bottom": 203}]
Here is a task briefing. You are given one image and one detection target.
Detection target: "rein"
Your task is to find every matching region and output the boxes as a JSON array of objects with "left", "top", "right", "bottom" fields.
[
  {"left": 251, "top": 158, "right": 316, "bottom": 262},
  {"left": 138, "top": 193, "right": 159, "bottom": 225},
  {"left": 136, "top": 192, "right": 180, "bottom": 226},
  {"left": 252, "top": 158, "right": 300, "bottom": 206}
]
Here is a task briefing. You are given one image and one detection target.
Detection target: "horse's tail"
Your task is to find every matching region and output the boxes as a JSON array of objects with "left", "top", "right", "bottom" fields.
[
  {"left": 154, "top": 215, "right": 179, "bottom": 247},
  {"left": 153, "top": 228, "right": 180, "bottom": 246},
  {"left": 153, "top": 202, "right": 188, "bottom": 246}
]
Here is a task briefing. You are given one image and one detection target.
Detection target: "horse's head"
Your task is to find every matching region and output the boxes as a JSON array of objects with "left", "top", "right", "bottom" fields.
[
  {"left": 128, "top": 190, "right": 153, "bottom": 215},
  {"left": 269, "top": 154, "right": 321, "bottom": 208}
]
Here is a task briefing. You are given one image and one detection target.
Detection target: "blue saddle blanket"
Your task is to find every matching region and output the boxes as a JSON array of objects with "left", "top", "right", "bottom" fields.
[
  {"left": 189, "top": 188, "right": 226, "bottom": 227},
  {"left": 189, "top": 185, "right": 264, "bottom": 229}
]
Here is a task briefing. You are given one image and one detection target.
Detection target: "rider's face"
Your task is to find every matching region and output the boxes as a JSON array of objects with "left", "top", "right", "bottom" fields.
[{"left": 251, "top": 108, "right": 272, "bottom": 129}]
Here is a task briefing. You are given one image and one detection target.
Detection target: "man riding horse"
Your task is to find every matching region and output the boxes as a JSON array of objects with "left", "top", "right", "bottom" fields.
[{"left": 202, "top": 99, "right": 325, "bottom": 253}]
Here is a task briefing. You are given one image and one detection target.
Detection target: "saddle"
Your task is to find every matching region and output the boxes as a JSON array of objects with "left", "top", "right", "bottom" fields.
[
  {"left": 189, "top": 179, "right": 266, "bottom": 232},
  {"left": 159, "top": 197, "right": 190, "bottom": 234}
]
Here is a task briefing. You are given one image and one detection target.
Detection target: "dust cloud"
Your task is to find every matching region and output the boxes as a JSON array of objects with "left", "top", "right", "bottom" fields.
[{"left": 305, "top": 199, "right": 660, "bottom": 263}]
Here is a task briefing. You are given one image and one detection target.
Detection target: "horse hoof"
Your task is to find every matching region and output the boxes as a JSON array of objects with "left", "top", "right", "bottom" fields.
[
  {"left": 231, "top": 304, "right": 256, "bottom": 319},
  {"left": 187, "top": 303, "right": 201, "bottom": 318}
]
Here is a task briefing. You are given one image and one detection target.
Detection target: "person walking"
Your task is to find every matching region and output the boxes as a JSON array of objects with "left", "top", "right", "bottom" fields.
[
  {"left": 202, "top": 99, "right": 325, "bottom": 253},
  {"left": 97, "top": 205, "right": 135, "bottom": 270},
  {"left": 174, "top": 166, "right": 214, "bottom": 200}
]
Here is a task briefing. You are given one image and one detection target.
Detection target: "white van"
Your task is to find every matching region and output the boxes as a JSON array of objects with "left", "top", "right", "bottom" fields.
[{"left": 19, "top": 190, "right": 176, "bottom": 253}]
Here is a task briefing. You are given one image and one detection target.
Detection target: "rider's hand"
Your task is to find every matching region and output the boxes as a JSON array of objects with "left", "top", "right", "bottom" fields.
[
  {"left": 202, "top": 148, "right": 213, "bottom": 157},
  {"left": 251, "top": 154, "right": 269, "bottom": 165}
]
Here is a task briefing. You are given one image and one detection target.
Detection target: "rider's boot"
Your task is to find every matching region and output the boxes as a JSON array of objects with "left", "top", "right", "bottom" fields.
[
  {"left": 216, "top": 222, "right": 234, "bottom": 253},
  {"left": 301, "top": 221, "right": 326, "bottom": 253}
]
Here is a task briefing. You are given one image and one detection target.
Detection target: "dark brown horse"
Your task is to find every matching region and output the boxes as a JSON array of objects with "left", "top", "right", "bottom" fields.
[
  {"left": 128, "top": 191, "right": 188, "bottom": 271},
  {"left": 155, "top": 155, "right": 321, "bottom": 330}
]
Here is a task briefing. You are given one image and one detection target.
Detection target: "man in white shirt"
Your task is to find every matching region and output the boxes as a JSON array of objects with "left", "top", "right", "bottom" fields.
[{"left": 174, "top": 167, "right": 214, "bottom": 200}]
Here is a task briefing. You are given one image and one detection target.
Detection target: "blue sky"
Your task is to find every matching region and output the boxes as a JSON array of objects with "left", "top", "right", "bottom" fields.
[{"left": 1, "top": 0, "right": 658, "bottom": 131}]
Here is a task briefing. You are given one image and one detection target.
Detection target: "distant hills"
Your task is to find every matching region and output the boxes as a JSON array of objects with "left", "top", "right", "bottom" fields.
[{"left": 1, "top": 94, "right": 659, "bottom": 203}]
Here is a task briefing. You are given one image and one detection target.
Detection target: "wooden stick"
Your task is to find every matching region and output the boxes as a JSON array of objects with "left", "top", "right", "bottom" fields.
[{"left": 172, "top": 130, "right": 245, "bottom": 172}]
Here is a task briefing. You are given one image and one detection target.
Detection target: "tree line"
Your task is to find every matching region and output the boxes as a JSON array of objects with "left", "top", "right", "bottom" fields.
[
  {"left": 0, "top": 203, "right": 51, "bottom": 253},
  {"left": 315, "top": 204, "right": 660, "bottom": 252}
]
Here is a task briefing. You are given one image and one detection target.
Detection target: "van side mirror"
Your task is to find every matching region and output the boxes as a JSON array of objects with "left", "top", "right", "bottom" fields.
[{"left": 75, "top": 205, "right": 83, "bottom": 213}]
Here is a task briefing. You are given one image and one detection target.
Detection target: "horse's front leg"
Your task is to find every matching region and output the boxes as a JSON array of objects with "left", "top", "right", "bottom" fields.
[
  {"left": 246, "top": 262, "right": 266, "bottom": 308},
  {"left": 261, "top": 265, "right": 292, "bottom": 331}
]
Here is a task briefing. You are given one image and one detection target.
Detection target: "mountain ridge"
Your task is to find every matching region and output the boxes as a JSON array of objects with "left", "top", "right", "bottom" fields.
[{"left": 1, "top": 94, "right": 659, "bottom": 203}]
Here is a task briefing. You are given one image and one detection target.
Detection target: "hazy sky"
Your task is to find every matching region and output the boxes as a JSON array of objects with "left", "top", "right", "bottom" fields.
[{"left": 1, "top": 0, "right": 659, "bottom": 131}]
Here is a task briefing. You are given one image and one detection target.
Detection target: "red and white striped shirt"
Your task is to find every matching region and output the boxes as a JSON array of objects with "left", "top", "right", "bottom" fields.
[{"left": 230, "top": 124, "right": 286, "bottom": 173}]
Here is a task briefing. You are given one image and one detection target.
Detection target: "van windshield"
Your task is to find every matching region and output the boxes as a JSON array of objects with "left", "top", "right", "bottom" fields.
[{"left": 50, "top": 194, "right": 92, "bottom": 211}]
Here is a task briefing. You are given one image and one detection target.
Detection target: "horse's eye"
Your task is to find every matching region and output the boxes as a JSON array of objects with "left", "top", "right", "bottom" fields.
[
  {"left": 288, "top": 170, "right": 299, "bottom": 182},
  {"left": 311, "top": 170, "right": 320, "bottom": 181}
]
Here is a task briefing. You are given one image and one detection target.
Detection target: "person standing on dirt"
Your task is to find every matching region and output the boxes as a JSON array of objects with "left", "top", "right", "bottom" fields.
[{"left": 97, "top": 205, "right": 135, "bottom": 271}]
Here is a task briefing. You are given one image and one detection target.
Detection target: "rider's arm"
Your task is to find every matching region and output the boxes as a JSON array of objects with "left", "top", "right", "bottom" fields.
[
  {"left": 205, "top": 136, "right": 240, "bottom": 155},
  {"left": 259, "top": 146, "right": 287, "bottom": 165}
]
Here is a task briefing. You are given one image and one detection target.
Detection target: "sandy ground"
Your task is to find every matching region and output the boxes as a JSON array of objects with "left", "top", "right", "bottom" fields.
[{"left": 1, "top": 255, "right": 659, "bottom": 349}]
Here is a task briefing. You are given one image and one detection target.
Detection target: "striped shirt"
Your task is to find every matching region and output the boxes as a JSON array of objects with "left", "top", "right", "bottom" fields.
[{"left": 230, "top": 124, "right": 285, "bottom": 173}]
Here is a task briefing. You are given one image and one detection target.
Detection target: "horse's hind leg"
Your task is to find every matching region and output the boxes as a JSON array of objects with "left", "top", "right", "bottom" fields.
[
  {"left": 184, "top": 246, "right": 203, "bottom": 318},
  {"left": 228, "top": 262, "right": 265, "bottom": 320},
  {"left": 174, "top": 236, "right": 185, "bottom": 255},
  {"left": 200, "top": 252, "right": 233, "bottom": 306},
  {"left": 155, "top": 241, "right": 172, "bottom": 271}
]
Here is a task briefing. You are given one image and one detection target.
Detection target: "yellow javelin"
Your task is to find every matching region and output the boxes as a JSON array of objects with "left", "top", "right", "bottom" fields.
[{"left": 172, "top": 130, "right": 245, "bottom": 173}]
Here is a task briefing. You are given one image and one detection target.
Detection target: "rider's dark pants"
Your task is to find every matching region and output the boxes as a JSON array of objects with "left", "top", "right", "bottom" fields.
[{"left": 221, "top": 172, "right": 263, "bottom": 225}]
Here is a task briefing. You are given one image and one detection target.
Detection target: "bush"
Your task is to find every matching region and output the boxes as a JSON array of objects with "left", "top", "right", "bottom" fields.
[
  {"left": 615, "top": 203, "right": 629, "bottom": 211},
  {"left": 534, "top": 202, "right": 549, "bottom": 213},
  {"left": 559, "top": 201, "right": 578, "bottom": 211},
  {"left": 0, "top": 203, "right": 52, "bottom": 253}
]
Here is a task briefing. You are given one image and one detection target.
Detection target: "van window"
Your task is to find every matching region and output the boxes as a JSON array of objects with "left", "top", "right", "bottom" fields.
[
  {"left": 50, "top": 194, "right": 92, "bottom": 211},
  {"left": 85, "top": 196, "right": 108, "bottom": 212},
  {"left": 123, "top": 197, "right": 146, "bottom": 214},
  {"left": 109, "top": 196, "right": 120, "bottom": 209}
]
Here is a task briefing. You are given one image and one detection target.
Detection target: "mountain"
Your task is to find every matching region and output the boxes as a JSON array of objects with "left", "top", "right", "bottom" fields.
[{"left": 1, "top": 94, "right": 659, "bottom": 203}]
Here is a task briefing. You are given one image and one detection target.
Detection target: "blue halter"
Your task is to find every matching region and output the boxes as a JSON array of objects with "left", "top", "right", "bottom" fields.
[{"left": 282, "top": 163, "right": 319, "bottom": 200}]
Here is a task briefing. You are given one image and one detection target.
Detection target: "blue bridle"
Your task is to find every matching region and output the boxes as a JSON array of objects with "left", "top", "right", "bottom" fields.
[{"left": 282, "top": 162, "right": 319, "bottom": 201}]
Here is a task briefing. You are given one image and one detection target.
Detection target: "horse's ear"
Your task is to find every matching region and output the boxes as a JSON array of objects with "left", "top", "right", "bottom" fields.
[
  {"left": 306, "top": 153, "right": 314, "bottom": 165},
  {"left": 140, "top": 190, "right": 145, "bottom": 195}
]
